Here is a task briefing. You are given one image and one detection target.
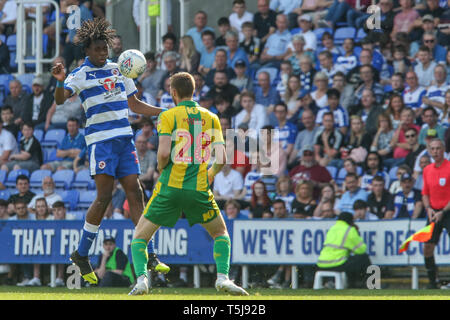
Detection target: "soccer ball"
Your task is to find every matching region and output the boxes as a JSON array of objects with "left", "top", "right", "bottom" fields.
[{"left": 117, "top": 49, "right": 147, "bottom": 79}]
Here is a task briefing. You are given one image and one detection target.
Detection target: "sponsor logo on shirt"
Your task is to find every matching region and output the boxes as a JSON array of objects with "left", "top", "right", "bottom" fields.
[{"left": 98, "top": 77, "right": 121, "bottom": 99}]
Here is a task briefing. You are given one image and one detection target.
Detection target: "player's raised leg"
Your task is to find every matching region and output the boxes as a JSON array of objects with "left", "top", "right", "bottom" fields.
[
  {"left": 202, "top": 213, "right": 249, "bottom": 296},
  {"left": 128, "top": 215, "right": 161, "bottom": 295},
  {"left": 70, "top": 174, "right": 114, "bottom": 285},
  {"left": 118, "top": 162, "right": 170, "bottom": 275}
]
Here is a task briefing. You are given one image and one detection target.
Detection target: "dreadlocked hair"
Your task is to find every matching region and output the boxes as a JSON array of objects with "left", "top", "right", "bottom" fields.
[{"left": 74, "top": 17, "right": 117, "bottom": 50}]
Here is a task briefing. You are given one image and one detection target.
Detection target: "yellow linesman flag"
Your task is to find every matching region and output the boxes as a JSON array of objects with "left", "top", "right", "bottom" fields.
[{"left": 398, "top": 222, "right": 435, "bottom": 253}]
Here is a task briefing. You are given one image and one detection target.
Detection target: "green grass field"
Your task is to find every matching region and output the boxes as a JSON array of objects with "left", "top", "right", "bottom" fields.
[{"left": 2, "top": 286, "right": 450, "bottom": 300}]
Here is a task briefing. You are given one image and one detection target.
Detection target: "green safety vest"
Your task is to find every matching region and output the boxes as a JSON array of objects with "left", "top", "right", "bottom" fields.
[
  {"left": 105, "top": 247, "right": 134, "bottom": 284},
  {"left": 148, "top": 0, "right": 160, "bottom": 16},
  {"left": 317, "top": 220, "right": 367, "bottom": 269}
]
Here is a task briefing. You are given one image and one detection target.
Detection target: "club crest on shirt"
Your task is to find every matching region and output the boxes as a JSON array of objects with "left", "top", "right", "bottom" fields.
[
  {"left": 98, "top": 161, "right": 106, "bottom": 170},
  {"left": 439, "top": 178, "right": 446, "bottom": 186}
]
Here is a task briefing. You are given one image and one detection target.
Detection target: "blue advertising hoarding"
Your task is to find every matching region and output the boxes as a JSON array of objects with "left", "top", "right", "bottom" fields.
[
  {"left": 0, "top": 219, "right": 233, "bottom": 264},
  {"left": 1, "top": 218, "right": 450, "bottom": 266}
]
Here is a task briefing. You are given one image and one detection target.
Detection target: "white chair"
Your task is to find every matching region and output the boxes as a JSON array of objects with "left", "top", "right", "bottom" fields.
[{"left": 313, "top": 271, "right": 347, "bottom": 289}]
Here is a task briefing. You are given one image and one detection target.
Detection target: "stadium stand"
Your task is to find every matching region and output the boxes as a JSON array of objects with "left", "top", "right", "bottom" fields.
[
  {"left": 52, "top": 169, "right": 75, "bottom": 190},
  {"left": 4, "top": 169, "right": 29, "bottom": 189}
]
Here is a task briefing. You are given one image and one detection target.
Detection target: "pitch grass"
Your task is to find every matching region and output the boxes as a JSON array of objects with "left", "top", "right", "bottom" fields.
[{"left": 2, "top": 286, "right": 450, "bottom": 300}]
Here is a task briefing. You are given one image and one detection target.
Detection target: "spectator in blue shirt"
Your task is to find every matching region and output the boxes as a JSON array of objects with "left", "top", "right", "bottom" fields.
[
  {"left": 260, "top": 13, "right": 292, "bottom": 69},
  {"left": 254, "top": 70, "right": 281, "bottom": 115},
  {"left": 41, "top": 118, "right": 86, "bottom": 172},
  {"left": 222, "top": 199, "right": 249, "bottom": 220},
  {"left": 360, "top": 38, "right": 389, "bottom": 80},
  {"left": 335, "top": 173, "right": 369, "bottom": 215},
  {"left": 225, "top": 30, "right": 250, "bottom": 71},
  {"left": 186, "top": 10, "right": 215, "bottom": 53},
  {"left": 269, "top": 0, "right": 302, "bottom": 29},
  {"left": 273, "top": 102, "right": 298, "bottom": 158},
  {"left": 204, "top": 49, "right": 236, "bottom": 87},
  {"left": 336, "top": 38, "right": 358, "bottom": 75},
  {"left": 198, "top": 30, "right": 217, "bottom": 76},
  {"left": 420, "top": 31, "right": 447, "bottom": 64},
  {"left": 316, "top": 88, "right": 349, "bottom": 137}
]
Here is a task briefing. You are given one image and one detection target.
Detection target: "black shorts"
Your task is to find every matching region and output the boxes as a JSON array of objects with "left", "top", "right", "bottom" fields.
[{"left": 426, "top": 210, "right": 450, "bottom": 244}]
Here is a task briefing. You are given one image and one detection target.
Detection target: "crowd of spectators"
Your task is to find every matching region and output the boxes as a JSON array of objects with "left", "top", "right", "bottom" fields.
[{"left": 1, "top": 0, "right": 450, "bottom": 289}]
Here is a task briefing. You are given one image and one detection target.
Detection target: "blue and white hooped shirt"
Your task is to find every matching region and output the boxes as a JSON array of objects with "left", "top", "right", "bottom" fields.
[
  {"left": 402, "top": 86, "right": 427, "bottom": 110},
  {"left": 421, "top": 84, "right": 449, "bottom": 118},
  {"left": 64, "top": 57, "right": 137, "bottom": 146}
]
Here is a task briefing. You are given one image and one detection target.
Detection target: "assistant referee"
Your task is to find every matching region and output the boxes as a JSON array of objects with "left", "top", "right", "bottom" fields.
[{"left": 421, "top": 138, "right": 450, "bottom": 289}]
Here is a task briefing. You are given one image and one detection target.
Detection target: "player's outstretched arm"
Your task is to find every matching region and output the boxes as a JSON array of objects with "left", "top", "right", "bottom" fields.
[
  {"left": 128, "top": 94, "right": 165, "bottom": 117},
  {"left": 208, "top": 143, "right": 227, "bottom": 185},
  {"left": 157, "top": 135, "right": 172, "bottom": 173},
  {"left": 52, "top": 62, "right": 72, "bottom": 105}
]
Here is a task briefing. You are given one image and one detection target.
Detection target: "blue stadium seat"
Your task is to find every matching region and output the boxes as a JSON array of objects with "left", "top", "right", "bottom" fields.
[
  {"left": 29, "top": 169, "right": 52, "bottom": 189},
  {"left": 355, "top": 28, "right": 367, "bottom": 42},
  {"left": 0, "top": 86, "right": 5, "bottom": 104},
  {"left": 57, "top": 189, "right": 79, "bottom": 211},
  {"left": 42, "top": 34, "right": 48, "bottom": 55},
  {"left": 43, "top": 147, "right": 62, "bottom": 163},
  {"left": 71, "top": 169, "right": 93, "bottom": 190},
  {"left": 24, "top": 56, "right": 36, "bottom": 72},
  {"left": 290, "top": 27, "right": 302, "bottom": 35},
  {"left": 389, "top": 166, "right": 399, "bottom": 182},
  {"left": 0, "top": 189, "right": 10, "bottom": 200},
  {"left": 9, "top": 51, "right": 17, "bottom": 72},
  {"left": 34, "top": 129, "right": 44, "bottom": 142},
  {"left": 255, "top": 67, "right": 279, "bottom": 86},
  {"left": 21, "top": 84, "right": 32, "bottom": 94},
  {"left": 0, "top": 74, "right": 13, "bottom": 92},
  {"left": 313, "top": 27, "right": 333, "bottom": 42},
  {"left": 16, "top": 131, "right": 22, "bottom": 145},
  {"left": 336, "top": 167, "right": 359, "bottom": 186},
  {"left": 335, "top": 22, "right": 349, "bottom": 27},
  {"left": 16, "top": 73, "right": 35, "bottom": 89},
  {"left": 52, "top": 169, "right": 75, "bottom": 190},
  {"left": 41, "top": 129, "right": 66, "bottom": 148},
  {"left": 5, "top": 169, "right": 30, "bottom": 189},
  {"left": 0, "top": 34, "right": 5, "bottom": 43},
  {"left": 333, "top": 27, "right": 356, "bottom": 45},
  {"left": 326, "top": 166, "right": 338, "bottom": 179},
  {"left": 357, "top": 166, "right": 363, "bottom": 176},
  {"left": 77, "top": 190, "right": 97, "bottom": 210},
  {"left": 0, "top": 169, "right": 6, "bottom": 184},
  {"left": 68, "top": 210, "right": 85, "bottom": 220},
  {"left": 6, "top": 34, "right": 16, "bottom": 51}
]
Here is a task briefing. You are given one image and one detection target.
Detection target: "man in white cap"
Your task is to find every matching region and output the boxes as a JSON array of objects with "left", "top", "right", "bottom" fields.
[
  {"left": 21, "top": 75, "right": 54, "bottom": 131},
  {"left": 292, "top": 14, "right": 317, "bottom": 52}
]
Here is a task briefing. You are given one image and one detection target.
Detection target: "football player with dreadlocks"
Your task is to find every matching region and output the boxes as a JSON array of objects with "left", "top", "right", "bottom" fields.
[{"left": 52, "top": 17, "right": 169, "bottom": 285}]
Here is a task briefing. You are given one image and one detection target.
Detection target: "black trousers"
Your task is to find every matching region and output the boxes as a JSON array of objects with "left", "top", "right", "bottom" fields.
[
  {"left": 320, "top": 253, "right": 372, "bottom": 287},
  {"left": 99, "top": 271, "right": 131, "bottom": 288}
]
